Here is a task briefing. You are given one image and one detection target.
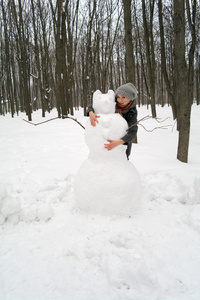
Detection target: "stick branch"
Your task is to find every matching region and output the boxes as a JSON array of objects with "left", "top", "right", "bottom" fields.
[
  {"left": 23, "top": 115, "right": 85, "bottom": 129},
  {"left": 63, "top": 115, "right": 85, "bottom": 129},
  {"left": 127, "top": 115, "right": 172, "bottom": 132},
  {"left": 23, "top": 117, "right": 59, "bottom": 126}
]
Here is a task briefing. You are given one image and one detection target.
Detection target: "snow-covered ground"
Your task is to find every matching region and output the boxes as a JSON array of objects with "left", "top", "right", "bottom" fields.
[{"left": 0, "top": 104, "right": 200, "bottom": 300}]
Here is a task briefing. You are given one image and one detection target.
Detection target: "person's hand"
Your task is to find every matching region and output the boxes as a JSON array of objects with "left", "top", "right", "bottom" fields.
[
  {"left": 104, "top": 139, "right": 124, "bottom": 151},
  {"left": 89, "top": 111, "right": 100, "bottom": 127}
]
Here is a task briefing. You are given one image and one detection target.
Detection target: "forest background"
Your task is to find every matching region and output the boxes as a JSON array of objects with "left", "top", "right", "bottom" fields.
[{"left": 0, "top": 0, "right": 200, "bottom": 163}]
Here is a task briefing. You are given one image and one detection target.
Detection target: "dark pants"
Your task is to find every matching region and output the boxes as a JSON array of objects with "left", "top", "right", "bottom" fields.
[{"left": 126, "top": 142, "right": 132, "bottom": 160}]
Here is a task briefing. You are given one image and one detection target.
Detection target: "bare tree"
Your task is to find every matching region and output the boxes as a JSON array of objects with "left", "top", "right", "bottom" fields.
[
  {"left": 38, "top": 0, "right": 54, "bottom": 113},
  {"left": 82, "top": 0, "right": 96, "bottom": 115},
  {"left": 174, "top": 0, "right": 191, "bottom": 162},
  {"left": 142, "top": 0, "right": 156, "bottom": 118},
  {"left": 1, "top": 0, "right": 14, "bottom": 116},
  {"left": 133, "top": 2, "right": 149, "bottom": 106},
  {"left": 65, "top": 0, "right": 80, "bottom": 115},
  {"left": 186, "top": 0, "right": 197, "bottom": 106},
  {"left": 31, "top": 0, "right": 46, "bottom": 116},
  {"left": 50, "top": 0, "right": 68, "bottom": 117},
  {"left": 123, "top": 0, "right": 135, "bottom": 84},
  {"left": 158, "top": 0, "right": 177, "bottom": 119},
  {"left": 11, "top": 0, "right": 32, "bottom": 120}
]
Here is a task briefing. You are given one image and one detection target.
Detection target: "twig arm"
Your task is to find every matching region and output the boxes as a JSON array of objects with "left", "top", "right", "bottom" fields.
[
  {"left": 23, "top": 115, "right": 85, "bottom": 129},
  {"left": 62, "top": 115, "right": 85, "bottom": 129},
  {"left": 23, "top": 117, "right": 59, "bottom": 126}
]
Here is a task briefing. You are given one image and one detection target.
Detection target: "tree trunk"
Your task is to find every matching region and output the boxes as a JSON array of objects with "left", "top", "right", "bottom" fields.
[
  {"left": 31, "top": 0, "right": 45, "bottom": 117},
  {"left": 123, "top": 0, "right": 137, "bottom": 143},
  {"left": 1, "top": 0, "right": 15, "bottom": 117},
  {"left": 142, "top": 0, "right": 156, "bottom": 118},
  {"left": 50, "top": 0, "right": 68, "bottom": 117},
  {"left": 196, "top": 51, "right": 200, "bottom": 105},
  {"left": 38, "top": 0, "right": 52, "bottom": 113},
  {"left": 174, "top": 0, "right": 191, "bottom": 163},
  {"left": 186, "top": 0, "right": 196, "bottom": 105},
  {"left": 83, "top": 0, "right": 96, "bottom": 116},
  {"left": 158, "top": 0, "right": 177, "bottom": 119},
  {"left": 134, "top": 4, "right": 150, "bottom": 105},
  {"left": 11, "top": 0, "right": 32, "bottom": 120},
  {"left": 123, "top": 0, "right": 135, "bottom": 84}
]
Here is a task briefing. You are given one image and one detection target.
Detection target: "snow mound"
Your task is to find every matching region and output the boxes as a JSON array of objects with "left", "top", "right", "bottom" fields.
[
  {"left": 75, "top": 159, "right": 141, "bottom": 215},
  {"left": 37, "top": 203, "right": 54, "bottom": 221},
  {"left": 0, "top": 176, "right": 74, "bottom": 225},
  {"left": 0, "top": 185, "right": 21, "bottom": 225},
  {"left": 187, "top": 176, "right": 200, "bottom": 204},
  {"left": 143, "top": 171, "right": 188, "bottom": 204},
  {"left": 183, "top": 205, "right": 200, "bottom": 232}
]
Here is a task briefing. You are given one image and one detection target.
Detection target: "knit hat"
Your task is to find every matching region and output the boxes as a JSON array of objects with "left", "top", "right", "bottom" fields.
[{"left": 115, "top": 83, "right": 138, "bottom": 100}]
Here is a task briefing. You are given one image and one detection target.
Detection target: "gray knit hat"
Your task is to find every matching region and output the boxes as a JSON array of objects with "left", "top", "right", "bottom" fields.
[{"left": 115, "top": 83, "right": 138, "bottom": 100}]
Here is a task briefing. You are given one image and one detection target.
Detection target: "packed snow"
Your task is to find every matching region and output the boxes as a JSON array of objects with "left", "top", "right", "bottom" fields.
[
  {"left": 75, "top": 90, "right": 141, "bottom": 215},
  {"left": 0, "top": 103, "right": 200, "bottom": 300}
]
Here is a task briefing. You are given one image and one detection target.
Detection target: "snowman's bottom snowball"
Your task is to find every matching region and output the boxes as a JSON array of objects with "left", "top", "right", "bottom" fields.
[{"left": 74, "top": 159, "right": 142, "bottom": 216}]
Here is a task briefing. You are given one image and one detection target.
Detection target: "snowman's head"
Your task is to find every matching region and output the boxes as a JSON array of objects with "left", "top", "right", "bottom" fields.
[{"left": 93, "top": 90, "right": 115, "bottom": 114}]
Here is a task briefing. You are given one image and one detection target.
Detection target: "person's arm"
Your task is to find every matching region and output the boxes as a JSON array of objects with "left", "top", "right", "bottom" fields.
[
  {"left": 121, "top": 109, "right": 138, "bottom": 144},
  {"left": 87, "top": 104, "right": 100, "bottom": 127},
  {"left": 104, "top": 109, "right": 138, "bottom": 151},
  {"left": 89, "top": 111, "right": 100, "bottom": 127},
  {"left": 104, "top": 139, "right": 125, "bottom": 151},
  {"left": 86, "top": 104, "right": 94, "bottom": 116}
]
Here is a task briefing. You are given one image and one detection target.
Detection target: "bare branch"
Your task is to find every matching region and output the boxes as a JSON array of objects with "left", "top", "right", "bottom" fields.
[
  {"left": 63, "top": 116, "right": 85, "bottom": 129},
  {"left": 127, "top": 115, "right": 172, "bottom": 132},
  {"left": 23, "top": 117, "right": 59, "bottom": 126},
  {"left": 23, "top": 116, "right": 85, "bottom": 129}
]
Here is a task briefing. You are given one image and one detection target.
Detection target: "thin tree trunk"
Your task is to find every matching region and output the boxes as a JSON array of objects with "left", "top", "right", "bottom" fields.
[
  {"left": 186, "top": 0, "right": 196, "bottom": 105},
  {"left": 11, "top": 0, "right": 32, "bottom": 120},
  {"left": 142, "top": 0, "right": 156, "bottom": 118},
  {"left": 196, "top": 51, "right": 200, "bottom": 105},
  {"left": 83, "top": 0, "right": 96, "bottom": 115},
  {"left": 123, "top": 0, "right": 137, "bottom": 143},
  {"left": 123, "top": 0, "right": 135, "bottom": 84},
  {"left": 158, "top": 0, "right": 177, "bottom": 118},
  {"left": 174, "top": 0, "right": 191, "bottom": 163},
  {"left": 50, "top": 0, "right": 68, "bottom": 117},
  {"left": 31, "top": 0, "right": 45, "bottom": 117},
  {"left": 1, "top": 0, "right": 15, "bottom": 116}
]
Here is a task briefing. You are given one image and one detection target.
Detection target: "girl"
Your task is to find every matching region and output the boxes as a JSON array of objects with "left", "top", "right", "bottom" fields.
[{"left": 87, "top": 83, "right": 138, "bottom": 159}]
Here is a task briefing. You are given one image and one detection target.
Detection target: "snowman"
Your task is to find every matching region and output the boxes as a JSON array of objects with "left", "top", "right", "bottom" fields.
[{"left": 74, "top": 90, "right": 141, "bottom": 216}]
